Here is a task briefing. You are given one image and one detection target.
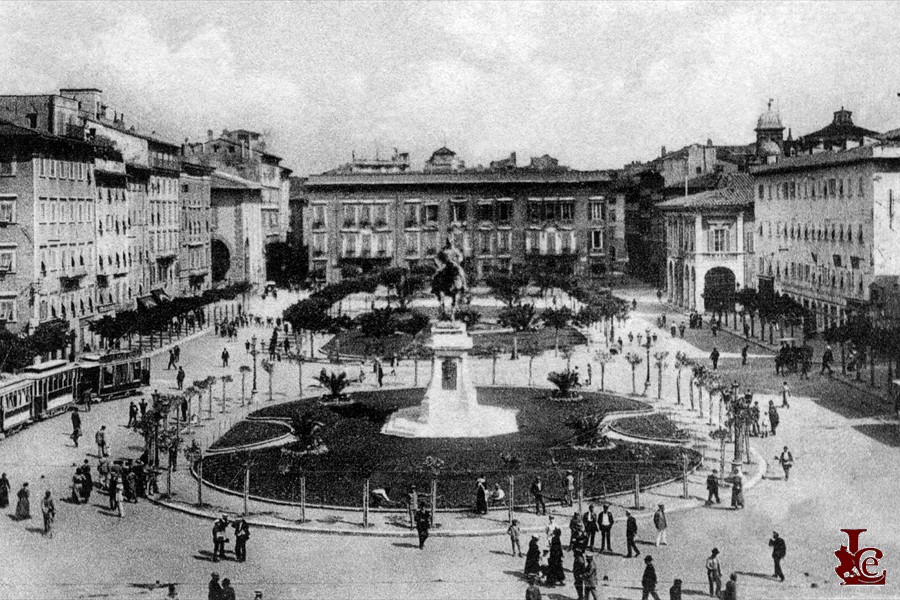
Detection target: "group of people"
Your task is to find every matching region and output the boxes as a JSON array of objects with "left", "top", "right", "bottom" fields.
[
  {"left": 211, "top": 514, "right": 251, "bottom": 562},
  {"left": 3, "top": 478, "right": 56, "bottom": 537}
]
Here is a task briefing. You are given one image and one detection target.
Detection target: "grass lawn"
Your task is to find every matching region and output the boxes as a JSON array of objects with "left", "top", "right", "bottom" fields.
[
  {"left": 202, "top": 388, "right": 697, "bottom": 508},
  {"left": 320, "top": 330, "right": 416, "bottom": 359},
  {"left": 608, "top": 413, "right": 691, "bottom": 441},
  {"left": 208, "top": 420, "right": 291, "bottom": 450}
]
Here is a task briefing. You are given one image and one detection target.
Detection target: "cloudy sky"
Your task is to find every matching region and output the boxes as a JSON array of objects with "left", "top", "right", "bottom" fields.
[{"left": 2, "top": 1, "right": 900, "bottom": 175}]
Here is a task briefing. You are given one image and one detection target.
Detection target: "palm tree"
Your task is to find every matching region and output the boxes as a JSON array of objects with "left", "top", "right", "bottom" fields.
[
  {"left": 593, "top": 350, "right": 613, "bottom": 392},
  {"left": 239, "top": 365, "right": 252, "bottom": 406},
  {"left": 316, "top": 370, "right": 351, "bottom": 401},
  {"left": 673, "top": 352, "right": 691, "bottom": 405},
  {"left": 704, "top": 372, "right": 724, "bottom": 426},
  {"left": 520, "top": 339, "right": 543, "bottom": 387},
  {"left": 624, "top": 352, "right": 643, "bottom": 395},
  {"left": 261, "top": 358, "right": 275, "bottom": 402},
  {"left": 542, "top": 307, "right": 573, "bottom": 356},
  {"left": 653, "top": 351, "right": 669, "bottom": 400},
  {"left": 405, "top": 341, "right": 432, "bottom": 387},
  {"left": 220, "top": 374, "right": 233, "bottom": 413},
  {"left": 560, "top": 345, "right": 576, "bottom": 371},
  {"left": 689, "top": 364, "right": 706, "bottom": 411}
]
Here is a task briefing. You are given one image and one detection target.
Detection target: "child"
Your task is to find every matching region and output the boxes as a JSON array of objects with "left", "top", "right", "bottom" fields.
[
  {"left": 507, "top": 519, "right": 523, "bottom": 557},
  {"left": 781, "top": 381, "right": 791, "bottom": 408},
  {"left": 760, "top": 412, "right": 770, "bottom": 438}
]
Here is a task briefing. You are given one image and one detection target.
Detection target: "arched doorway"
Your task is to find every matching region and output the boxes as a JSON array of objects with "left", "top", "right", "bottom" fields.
[
  {"left": 211, "top": 238, "right": 231, "bottom": 283},
  {"left": 704, "top": 267, "right": 736, "bottom": 313}
]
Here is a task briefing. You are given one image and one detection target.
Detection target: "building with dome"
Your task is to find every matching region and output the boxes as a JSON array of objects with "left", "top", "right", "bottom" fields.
[{"left": 755, "top": 99, "right": 785, "bottom": 160}]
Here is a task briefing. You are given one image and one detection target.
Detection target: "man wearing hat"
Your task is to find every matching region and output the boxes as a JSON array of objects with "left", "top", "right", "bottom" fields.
[
  {"left": 641, "top": 555, "right": 661, "bottom": 600},
  {"left": 212, "top": 515, "right": 229, "bottom": 561},
  {"left": 625, "top": 510, "right": 640, "bottom": 558},
  {"left": 563, "top": 470, "right": 575, "bottom": 507},
  {"left": 530, "top": 476, "right": 546, "bottom": 515},
  {"left": 653, "top": 504, "right": 667, "bottom": 547},
  {"left": 582, "top": 554, "right": 599, "bottom": 600},
  {"left": 525, "top": 575, "right": 542, "bottom": 600},
  {"left": 769, "top": 531, "right": 786, "bottom": 582},
  {"left": 582, "top": 504, "right": 598, "bottom": 551},
  {"left": 706, "top": 548, "right": 723, "bottom": 597},
  {"left": 706, "top": 470, "right": 720, "bottom": 505},
  {"left": 598, "top": 503, "right": 614, "bottom": 552},
  {"left": 208, "top": 572, "right": 222, "bottom": 600}
]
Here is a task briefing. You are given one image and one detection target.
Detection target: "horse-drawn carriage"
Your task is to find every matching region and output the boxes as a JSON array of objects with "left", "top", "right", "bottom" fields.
[{"left": 774, "top": 338, "right": 812, "bottom": 374}]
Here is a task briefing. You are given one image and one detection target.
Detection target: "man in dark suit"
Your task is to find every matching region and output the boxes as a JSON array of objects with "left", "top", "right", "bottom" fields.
[
  {"left": 769, "top": 531, "right": 786, "bottom": 581},
  {"left": 582, "top": 504, "right": 598, "bottom": 551},
  {"left": 641, "top": 555, "right": 661, "bottom": 600},
  {"left": 625, "top": 510, "right": 640, "bottom": 558},
  {"left": 706, "top": 470, "right": 721, "bottom": 505},
  {"left": 598, "top": 503, "right": 614, "bottom": 552}
]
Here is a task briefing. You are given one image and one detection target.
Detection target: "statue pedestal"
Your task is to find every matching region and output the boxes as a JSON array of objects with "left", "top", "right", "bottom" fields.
[{"left": 381, "top": 321, "right": 519, "bottom": 438}]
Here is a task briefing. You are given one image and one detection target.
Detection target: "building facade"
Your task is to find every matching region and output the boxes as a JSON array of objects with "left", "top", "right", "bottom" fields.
[
  {"left": 753, "top": 144, "right": 900, "bottom": 330},
  {"left": 660, "top": 174, "right": 755, "bottom": 313},
  {"left": 306, "top": 150, "right": 625, "bottom": 283},
  {"left": 178, "top": 162, "right": 214, "bottom": 295},
  {"left": 210, "top": 172, "right": 266, "bottom": 287}
]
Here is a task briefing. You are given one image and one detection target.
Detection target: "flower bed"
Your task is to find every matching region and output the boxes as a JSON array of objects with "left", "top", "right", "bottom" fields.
[
  {"left": 202, "top": 388, "right": 696, "bottom": 508},
  {"left": 608, "top": 413, "right": 692, "bottom": 442},
  {"left": 208, "top": 420, "right": 291, "bottom": 450}
]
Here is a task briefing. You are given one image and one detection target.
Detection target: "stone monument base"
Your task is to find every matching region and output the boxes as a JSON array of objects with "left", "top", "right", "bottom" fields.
[{"left": 380, "top": 321, "right": 519, "bottom": 439}]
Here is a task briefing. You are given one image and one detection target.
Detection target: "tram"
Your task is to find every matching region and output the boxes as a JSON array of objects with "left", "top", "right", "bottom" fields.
[
  {"left": 0, "top": 375, "right": 36, "bottom": 435},
  {"left": 77, "top": 349, "right": 150, "bottom": 402}
]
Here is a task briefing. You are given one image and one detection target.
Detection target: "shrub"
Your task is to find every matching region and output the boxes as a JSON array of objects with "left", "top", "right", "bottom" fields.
[
  {"left": 547, "top": 369, "right": 580, "bottom": 399},
  {"left": 498, "top": 303, "right": 538, "bottom": 332},
  {"left": 317, "top": 370, "right": 351, "bottom": 400}
]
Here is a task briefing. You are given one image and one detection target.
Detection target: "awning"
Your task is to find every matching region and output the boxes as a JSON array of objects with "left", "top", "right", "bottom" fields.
[
  {"left": 151, "top": 289, "right": 172, "bottom": 303},
  {"left": 137, "top": 295, "right": 158, "bottom": 310}
]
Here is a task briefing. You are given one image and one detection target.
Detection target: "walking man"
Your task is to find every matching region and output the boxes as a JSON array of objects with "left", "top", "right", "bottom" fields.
[
  {"left": 530, "top": 477, "right": 546, "bottom": 515},
  {"left": 41, "top": 490, "right": 55, "bottom": 537},
  {"left": 176, "top": 366, "right": 186, "bottom": 391},
  {"left": 741, "top": 344, "right": 748, "bottom": 366},
  {"left": 582, "top": 554, "right": 599, "bottom": 600},
  {"left": 221, "top": 348, "right": 230, "bottom": 368},
  {"left": 71, "top": 409, "right": 82, "bottom": 439},
  {"left": 710, "top": 347, "right": 720, "bottom": 370},
  {"left": 768, "top": 401, "right": 780, "bottom": 436},
  {"left": 563, "top": 470, "right": 575, "bottom": 507},
  {"left": 769, "top": 531, "right": 787, "bottom": 582},
  {"left": 641, "top": 555, "right": 662, "bottom": 600},
  {"left": 507, "top": 518, "right": 523, "bottom": 557},
  {"left": 821, "top": 345, "right": 834, "bottom": 376},
  {"left": 586, "top": 363, "right": 592, "bottom": 386},
  {"left": 212, "top": 515, "right": 229, "bottom": 561},
  {"left": 706, "top": 548, "right": 723, "bottom": 597},
  {"left": 95, "top": 425, "right": 108, "bottom": 458},
  {"left": 127, "top": 401, "right": 138, "bottom": 428},
  {"left": 779, "top": 446, "right": 794, "bottom": 480},
  {"left": 415, "top": 504, "right": 432, "bottom": 549},
  {"left": 376, "top": 361, "right": 384, "bottom": 388},
  {"left": 625, "top": 510, "right": 640, "bottom": 558},
  {"left": 706, "top": 470, "right": 720, "bottom": 505},
  {"left": 653, "top": 504, "right": 667, "bottom": 547},
  {"left": 582, "top": 504, "right": 598, "bottom": 551},
  {"left": 233, "top": 517, "right": 250, "bottom": 562},
  {"left": 598, "top": 503, "right": 614, "bottom": 552},
  {"left": 167, "top": 349, "right": 177, "bottom": 370},
  {"left": 781, "top": 381, "right": 791, "bottom": 408}
]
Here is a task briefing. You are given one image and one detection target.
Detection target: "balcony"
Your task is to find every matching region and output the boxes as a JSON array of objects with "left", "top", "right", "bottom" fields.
[{"left": 312, "top": 221, "right": 326, "bottom": 230}]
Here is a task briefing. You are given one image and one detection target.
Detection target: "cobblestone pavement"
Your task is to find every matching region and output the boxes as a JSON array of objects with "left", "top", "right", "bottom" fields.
[{"left": 0, "top": 291, "right": 898, "bottom": 599}]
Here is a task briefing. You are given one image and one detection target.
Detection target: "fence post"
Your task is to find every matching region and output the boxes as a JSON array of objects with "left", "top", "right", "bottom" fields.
[
  {"left": 633, "top": 474, "right": 641, "bottom": 509},
  {"left": 243, "top": 464, "right": 250, "bottom": 515},
  {"left": 197, "top": 457, "right": 203, "bottom": 507},
  {"left": 508, "top": 475, "right": 514, "bottom": 525},
  {"left": 681, "top": 454, "right": 689, "bottom": 499},
  {"left": 363, "top": 479, "right": 370, "bottom": 528},
  {"left": 430, "top": 479, "right": 438, "bottom": 527},
  {"left": 300, "top": 476, "right": 306, "bottom": 523}
]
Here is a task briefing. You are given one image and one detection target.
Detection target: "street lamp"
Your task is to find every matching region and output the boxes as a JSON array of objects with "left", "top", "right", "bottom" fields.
[
  {"left": 250, "top": 336, "right": 259, "bottom": 393},
  {"left": 644, "top": 328, "right": 652, "bottom": 386}
]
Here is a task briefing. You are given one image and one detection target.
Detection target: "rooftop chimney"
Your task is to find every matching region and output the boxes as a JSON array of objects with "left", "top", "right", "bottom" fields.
[
  {"left": 661, "top": 146, "right": 667, "bottom": 157},
  {"left": 207, "top": 129, "right": 214, "bottom": 140}
]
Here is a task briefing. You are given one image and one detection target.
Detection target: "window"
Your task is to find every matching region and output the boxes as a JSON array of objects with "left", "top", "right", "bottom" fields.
[
  {"left": 374, "top": 204, "right": 388, "bottom": 227},
  {"left": 477, "top": 202, "right": 493, "bottom": 222},
  {"left": 560, "top": 201, "right": 574, "bottom": 221},
  {"left": 497, "top": 201, "right": 511, "bottom": 223},
  {"left": 497, "top": 231, "right": 511, "bottom": 253},
  {"left": 828, "top": 179, "right": 836, "bottom": 197},
  {"left": 0, "top": 298, "right": 15, "bottom": 322},
  {"left": 528, "top": 200, "right": 542, "bottom": 222},
  {"left": 758, "top": 185, "right": 764, "bottom": 200},
  {"left": 342, "top": 204, "right": 356, "bottom": 227},
  {"left": 0, "top": 161, "right": 15, "bottom": 177},
  {"left": 591, "top": 230, "right": 604, "bottom": 250},
  {"left": 0, "top": 198, "right": 14, "bottom": 223},
  {"left": 450, "top": 202, "right": 467, "bottom": 223},
  {"left": 479, "top": 231, "right": 492, "bottom": 254},
  {"left": 423, "top": 204, "right": 439, "bottom": 225},
  {"left": 313, "top": 205, "right": 326, "bottom": 228},
  {"left": 405, "top": 232, "right": 419, "bottom": 256},
  {"left": 312, "top": 233, "right": 327, "bottom": 256},
  {"left": 0, "top": 249, "right": 15, "bottom": 272},
  {"left": 404, "top": 203, "right": 419, "bottom": 227},
  {"left": 711, "top": 229, "right": 729, "bottom": 252},
  {"left": 590, "top": 202, "right": 605, "bottom": 221}
]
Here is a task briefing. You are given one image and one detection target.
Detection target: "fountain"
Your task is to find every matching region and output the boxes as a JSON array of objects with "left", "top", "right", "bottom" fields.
[{"left": 380, "top": 321, "right": 519, "bottom": 438}]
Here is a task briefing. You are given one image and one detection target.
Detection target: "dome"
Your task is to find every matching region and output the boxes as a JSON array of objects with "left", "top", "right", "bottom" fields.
[
  {"left": 760, "top": 139, "right": 782, "bottom": 156},
  {"left": 756, "top": 100, "right": 784, "bottom": 131}
]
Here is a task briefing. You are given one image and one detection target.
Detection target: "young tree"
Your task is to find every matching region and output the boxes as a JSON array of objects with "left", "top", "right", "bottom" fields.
[
  {"left": 688, "top": 363, "right": 706, "bottom": 412},
  {"left": 673, "top": 352, "right": 692, "bottom": 405},
  {"left": 219, "top": 374, "right": 233, "bottom": 413},
  {"left": 405, "top": 341, "right": 432, "bottom": 387},
  {"left": 542, "top": 306, "right": 573, "bottom": 356},
  {"left": 485, "top": 270, "right": 531, "bottom": 308},
  {"left": 261, "top": 359, "right": 275, "bottom": 402},
  {"left": 560, "top": 345, "right": 576, "bottom": 371},
  {"left": 520, "top": 339, "right": 543, "bottom": 386},
  {"left": 498, "top": 304, "right": 538, "bottom": 332},
  {"left": 239, "top": 365, "right": 252, "bottom": 406},
  {"left": 653, "top": 351, "right": 669, "bottom": 400},
  {"left": 624, "top": 352, "right": 643, "bottom": 395},
  {"left": 593, "top": 350, "right": 613, "bottom": 392},
  {"left": 454, "top": 308, "right": 482, "bottom": 331}
]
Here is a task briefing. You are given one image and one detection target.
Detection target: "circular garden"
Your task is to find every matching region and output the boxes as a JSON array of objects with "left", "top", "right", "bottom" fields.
[{"left": 201, "top": 387, "right": 699, "bottom": 509}]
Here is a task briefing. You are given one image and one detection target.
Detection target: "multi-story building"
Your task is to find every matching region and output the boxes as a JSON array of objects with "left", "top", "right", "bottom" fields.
[
  {"left": 660, "top": 174, "right": 755, "bottom": 312},
  {"left": 93, "top": 151, "right": 132, "bottom": 315},
  {"left": 145, "top": 138, "right": 182, "bottom": 298},
  {"left": 753, "top": 143, "right": 900, "bottom": 330},
  {"left": 210, "top": 171, "right": 266, "bottom": 287},
  {"left": 179, "top": 162, "right": 214, "bottom": 295},
  {"left": 0, "top": 120, "right": 109, "bottom": 349},
  {"left": 305, "top": 148, "right": 624, "bottom": 283}
]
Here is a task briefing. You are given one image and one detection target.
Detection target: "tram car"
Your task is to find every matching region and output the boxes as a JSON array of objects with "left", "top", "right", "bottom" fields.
[
  {"left": 22, "top": 359, "right": 80, "bottom": 419},
  {"left": 0, "top": 375, "right": 36, "bottom": 436},
  {"left": 77, "top": 349, "right": 150, "bottom": 402}
]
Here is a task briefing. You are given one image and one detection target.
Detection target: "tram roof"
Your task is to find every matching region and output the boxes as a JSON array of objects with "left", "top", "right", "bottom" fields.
[{"left": 22, "top": 359, "right": 78, "bottom": 375}]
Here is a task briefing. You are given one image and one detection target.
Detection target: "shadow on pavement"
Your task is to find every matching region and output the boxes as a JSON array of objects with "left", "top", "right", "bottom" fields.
[
  {"left": 391, "top": 542, "right": 420, "bottom": 549},
  {"left": 852, "top": 423, "right": 900, "bottom": 447},
  {"left": 735, "top": 570, "right": 774, "bottom": 580}
]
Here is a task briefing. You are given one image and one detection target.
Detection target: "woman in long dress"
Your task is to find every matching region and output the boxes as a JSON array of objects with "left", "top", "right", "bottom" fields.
[
  {"left": 524, "top": 536, "right": 543, "bottom": 578},
  {"left": 15, "top": 482, "right": 30, "bottom": 519},
  {"left": 546, "top": 529, "right": 566, "bottom": 585},
  {"left": 731, "top": 472, "right": 744, "bottom": 509},
  {"left": 475, "top": 478, "right": 488, "bottom": 514},
  {"left": 0, "top": 473, "right": 10, "bottom": 508}
]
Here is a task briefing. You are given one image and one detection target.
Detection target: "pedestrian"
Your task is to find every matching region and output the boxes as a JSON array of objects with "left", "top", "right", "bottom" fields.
[
  {"left": 0, "top": 473, "right": 9, "bottom": 508},
  {"left": 245, "top": 340, "right": 251, "bottom": 354},
  {"left": 723, "top": 573, "right": 738, "bottom": 600},
  {"left": 98, "top": 457, "right": 110, "bottom": 490},
  {"left": 743, "top": 320, "right": 750, "bottom": 337},
  {"left": 208, "top": 572, "right": 222, "bottom": 600},
  {"left": 283, "top": 338, "right": 290, "bottom": 356},
  {"left": 166, "top": 583, "right": 179, "bottom": 600},
  {"left": 706, "top": 548, "right": 722, "bottom": 597},
  {"left": 114, "top": 476, "right": 125, "bottom": 517},
  {"left": 71, "top": 424, "right": 81, "bottom": 448},
  {"left": 376, "top": 361, "right": 384, "bottom": 388},
  {"left": 127, "top": 401, "right": 138, "bottom": 428},
  {"left": 406, "top": 486, "right": 418, "bottom": 528},
  {"left": 41, "top": 491, "right": 55, "bottom": 537},
  {"left": 71, "top": 409, "right": 81, "bottom": 438},
  {"left": 79, "top": 461, "right": 92, "bottom": 501},
  {"left": 642, "top": 555, "right": 662, "bottom": 600},
  {"left": 415, "top": 505, "right": 432, "bottom": 549},
  {"left": 781, "top": 381, "right": 791, "bottom": 408},
  {"left": 173, "top": 345, "right": 181, "bottom": 363},
  {"left": 768, "top": 401, "right": 780, "bottom": 436},
  {"left": 670, "top": 325, "right": 677, "bottom": 337},
  {"left": 475, "top": 477, "right": 488, "bottom": 514},
  {"left": 821, "top": 345, "right": 834, "bottom": 376},
  {"left": 139, "top": 397, "right": 147, "bottom": 419},
  {"left": 167, "top": 349, "right": 176, "bottom": 370},
  {"left": 653, "top": 504, "right": 667, "bottom": 546},
  {"left": 126, "top": 468, "right": 138, "bottom": 503},
  {"left": 563, "top": 470, "right": 575, "bottom": 507},
  {"left": 180, "top": 396, "right": 188, "bottom": 422},
  {"left": 628, "top": 332, "right": 634, "bottom": 344},
  {"left": 582, "top": 504, "right": 598, "bottom": 550},
  {"left": 530, "top": 477, "right": 546, "bottom": 515},
  {"left": 779, "top": 446, "right": 794, "bottom": 480},
  {"left": 546, "top": 529, "right": 565, "bottom": 585},
  {"left": 769, "top": 531, "right": 787, "bottom": 582},
  {"left": 524, "top": 536, "right": 542, "bottom": 578},
  {"left": 710, "top": 347, "right": 720, "bottom": 370},
  {"left": 95, "top": 425, "right": 108, "bottom": 457},
  {"left": 212, "top": 515, "right": 229, "bottom": 561},
  {"left": 220, "top": 578, "right": 236, "bottom": 600},
  {"left": 730, "top": 471, "right": 744, "bottom": 509},
  {"left": 741, "top": 344, "right": 748, "bottom": 366},
  {"left": 70, "top": 470, "right": 83, "bottom": 504},
  {"left": 525, "top": 575, "right": 542, "bottom": 600},
  {"left": 625, "top": 510, "right": 640, "bottom": 558},
  {"left": 176, "top": 366, "right": 185, "bottom": 391},
  {"left": 221, "top": 348, "right": 230, "bottom": 368},
  {"left": 568, "top": 510, "right": 586, "bottom": 552},
  {"left": 669, "top": 578, "right": 683, "bottom": 600},
  {"left": 678, "top": 322, "right": 685, "bottom": 338},
  {"left": 586, "top": 363, "right": 592, "bottom": 386},
  {"left": 108, "top": 471, "right": 119, "bottom": 510},
  {"left": 706, "top": 470, "right": 720, "bottom": 505},
  {"left": 582, "top": 554, "right": 598, "bottom": 600},
  {"left": 750, "top": 401, "right": 761, "bottom": 436},
  {"left": 544, "top": 515, "right": 560, "bottom": 553},
  {"left": 15, "top": 482, "right": 30, "bottom": 519},
  {"left": 572, "top": 550, "right": 586, "bottom": 600},
  {"left": 508, "top": 518, "right": 523, "bottom": 557},
  {"left": 760, "top": 411, "right": 770, "bottom": 437},
  {"left": 598, "top": 502, "right": 614, "bottom": 552},
  {"left": 490, "top": 482, "right": 506, "bottom": 507}
]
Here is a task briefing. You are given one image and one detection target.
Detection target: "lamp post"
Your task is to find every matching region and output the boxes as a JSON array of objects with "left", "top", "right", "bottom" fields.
[
  {"left": 644, "top": 329, "right": 652, "bottom": 386},
  {"left": 250, "top": 335, "right": 258, "bottom": 393}
]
